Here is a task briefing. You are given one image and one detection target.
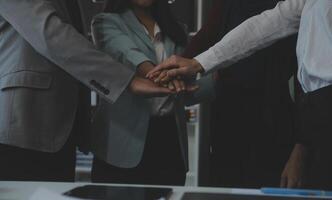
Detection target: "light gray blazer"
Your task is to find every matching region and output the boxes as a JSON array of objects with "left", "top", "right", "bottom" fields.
[
  {"left": 0, "top": 0, "right": 134, "bottom": 152},
  {"left": 91, "top": 10, "right": 215, "bottom": 169}
]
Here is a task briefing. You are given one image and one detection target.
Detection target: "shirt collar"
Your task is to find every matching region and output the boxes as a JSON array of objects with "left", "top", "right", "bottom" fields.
[{"left": 142, "top": 23, "right": 162, "bottom": 41}]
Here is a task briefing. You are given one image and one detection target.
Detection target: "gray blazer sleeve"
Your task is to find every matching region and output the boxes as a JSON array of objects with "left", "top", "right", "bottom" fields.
[{"left": 0, "top": 0, "right": 135, "bottom": 103}]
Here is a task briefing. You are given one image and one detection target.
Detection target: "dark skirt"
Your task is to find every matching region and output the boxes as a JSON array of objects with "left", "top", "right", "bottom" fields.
[{"left": 92, "top": 115, "right": 186, "bottom": 186}]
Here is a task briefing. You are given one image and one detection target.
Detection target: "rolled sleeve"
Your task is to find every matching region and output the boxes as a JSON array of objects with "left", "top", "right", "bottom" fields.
[
  {"left": 195, "top": 0, "right": 304, "bottom": 75},
  {"left": 195, "top": 49, "right": 222, "bottom": 73}
]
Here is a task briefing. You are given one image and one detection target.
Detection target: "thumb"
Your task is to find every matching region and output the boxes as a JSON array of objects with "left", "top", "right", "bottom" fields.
[
  {"left": 186, "top": 84, "right": 200, "bottom": 92},
  {"left": 167, "top": 67, "right": 189, "bottom": 78}
]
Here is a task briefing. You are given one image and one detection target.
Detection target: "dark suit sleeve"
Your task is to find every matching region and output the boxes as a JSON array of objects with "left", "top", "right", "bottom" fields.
[
  {"left": 182, "top": 0, "right": 224, "bottom": 58},
  {"left": 0, "top": 0, "right": 135, "bottom": 104}
]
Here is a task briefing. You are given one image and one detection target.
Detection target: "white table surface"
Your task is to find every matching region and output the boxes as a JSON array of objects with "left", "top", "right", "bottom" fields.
[{"left": 0, "top": 181, "right": 330, "bottom": 200}]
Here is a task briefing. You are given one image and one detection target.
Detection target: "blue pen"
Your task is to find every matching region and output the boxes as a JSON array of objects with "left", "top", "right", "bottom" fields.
[{"left": 261, "top": 188, "right": 332, "bottom": 197}]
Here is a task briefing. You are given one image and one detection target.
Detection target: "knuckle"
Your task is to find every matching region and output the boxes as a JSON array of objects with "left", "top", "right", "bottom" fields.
[{"left": 170, "top": 55, "right": 177, "bottom": 63}]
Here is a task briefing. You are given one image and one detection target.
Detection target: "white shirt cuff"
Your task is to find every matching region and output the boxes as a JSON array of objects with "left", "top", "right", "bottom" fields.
[{"left": 194, "top": 49, "right": 221, "bottom": 74}]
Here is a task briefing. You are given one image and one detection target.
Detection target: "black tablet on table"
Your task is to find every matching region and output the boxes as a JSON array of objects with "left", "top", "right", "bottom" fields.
[{"left": 63, "top": 185, "right": 172, "bottom": 200}]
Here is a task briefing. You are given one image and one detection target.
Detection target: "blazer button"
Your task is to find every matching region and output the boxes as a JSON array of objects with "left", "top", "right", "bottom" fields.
[
  {"left": 90, "top": 80, "right": 97, "bottom": 85},
  {"left": 104, "top": 89, "right": 110, "bottom": 95}
]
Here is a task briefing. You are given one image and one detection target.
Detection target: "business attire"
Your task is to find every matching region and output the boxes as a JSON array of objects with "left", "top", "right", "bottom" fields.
[
  {"left": 195, "top": 0, "right": 332, "bottom": 190},
  {"left": 90, "top": 10, "right": 203, "bottom": 185},
  {"left": 0, "top": 0, "right": 134, "bottom": 181},
  {"left": 184, "top": 0, "right": 297, "bottom": 188},
  {"left": 183, "top": 0, "right": 297, "bottom": 188}
]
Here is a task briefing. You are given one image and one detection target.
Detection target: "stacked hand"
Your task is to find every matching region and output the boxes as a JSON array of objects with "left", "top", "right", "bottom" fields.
[
  {"left": 146, "top": 55, "right": 205, "bottom": 83},
  {"left": 129, "top": 58, "right": 201, "bottom": 97},
  {"left": 129, "top": 76, "right": 174, "bottom": 97}
]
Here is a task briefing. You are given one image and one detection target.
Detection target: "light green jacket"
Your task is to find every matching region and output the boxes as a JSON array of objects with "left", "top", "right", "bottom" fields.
[{"left": 91, "top": 10, "right": 215, "bottom": 169}]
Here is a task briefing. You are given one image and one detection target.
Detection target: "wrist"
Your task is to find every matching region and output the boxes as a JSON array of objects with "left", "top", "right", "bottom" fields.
[
  {"left": 192, "top": 59, "right": 205, "bottom": 73},
  {"left": 137, "top": 61, "right": 155, "bottom": 77}
]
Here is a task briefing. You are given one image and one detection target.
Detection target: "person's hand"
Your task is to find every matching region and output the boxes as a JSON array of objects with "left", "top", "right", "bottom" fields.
[
  {"left": 146, "top": 55, "right": 205, "bottom": 83},
  {"left": 280, "top": 144, "right": 308, "bottom": 188},
  {"left": 137, "top": 61, "right": 199, "bottom": 93},
  {"left": 129, "top": 76, "right": 174, "bottom": 97},
  {"left": 166, "top": 77, "right": 199, "bottom": 93},
  {"left": 137, "top": 61, "right": 155, "bottom": 78}
]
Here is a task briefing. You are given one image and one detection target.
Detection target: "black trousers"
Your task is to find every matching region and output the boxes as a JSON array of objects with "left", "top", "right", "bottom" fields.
[
  {"left": 91, "top": 115, "right": 186, "bottom": 186},
  {"left": 298, "top": 85, "right": 332, "bottom": 190},
  {"left": 209, "top": 82, "right": 294, "bottom": 188},
  {"left": 0, "top": 133, "right": 77, "bottom": 182}
]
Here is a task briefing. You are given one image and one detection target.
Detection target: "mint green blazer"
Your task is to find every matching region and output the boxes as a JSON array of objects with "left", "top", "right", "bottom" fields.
[{"left": 90, "top": 10, "right": 215, "bottom": 169}]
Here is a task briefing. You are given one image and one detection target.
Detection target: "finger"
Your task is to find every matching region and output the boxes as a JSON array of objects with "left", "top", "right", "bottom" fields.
[
  {"left": 154, "top": 70, "right": 168, "bottom": 83},
  {"left": 161, "top": 82, "right": 169, "bottom": 88},
  {"left": 160, "top": 74, "right": 172, "bottom": 84},
  {"left": 131, "top": 76, "right": 174, "bottom": 97},
  {"left": 147, "top": 61, "right": 175, "bottom": 78},
  {"left": 179, "top": 80, "right": 186, "bottom": 91},
  {"left": 186, "top": 84, "right": 199, "bottom": 92},
  {"left": 148, "top": 71, "right": 161, "bottom": 80},
  {"left": 172, "top": 80, "right": 182, "bottom": 93},
  {"left": 167, "top": 67, "right": 191, "bottom": 78},
  {"left": 168, "top": 81, "right": 175, "bottom": 91},
  {"left": 147, "top": 57, "right": 178, "bottom": 78}
]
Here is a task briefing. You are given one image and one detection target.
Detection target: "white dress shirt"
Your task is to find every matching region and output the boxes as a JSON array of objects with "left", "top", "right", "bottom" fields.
[
  {"left": 143, "top": 23, "right": 168, "bottom": 63},
  {"left": 196, "top": 0, "right": 332, "bottom": 93}
]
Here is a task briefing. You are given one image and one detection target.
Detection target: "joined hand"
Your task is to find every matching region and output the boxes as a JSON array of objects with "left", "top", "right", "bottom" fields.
[
  {"left": 129, "top": 76, "right": 174, "bottom": 97},
  {"left": 146, "top": 55, "right": 204, "bottom": 84},
  {"left": 129, "top": 61, "right": 199, "bottom": 97}
]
